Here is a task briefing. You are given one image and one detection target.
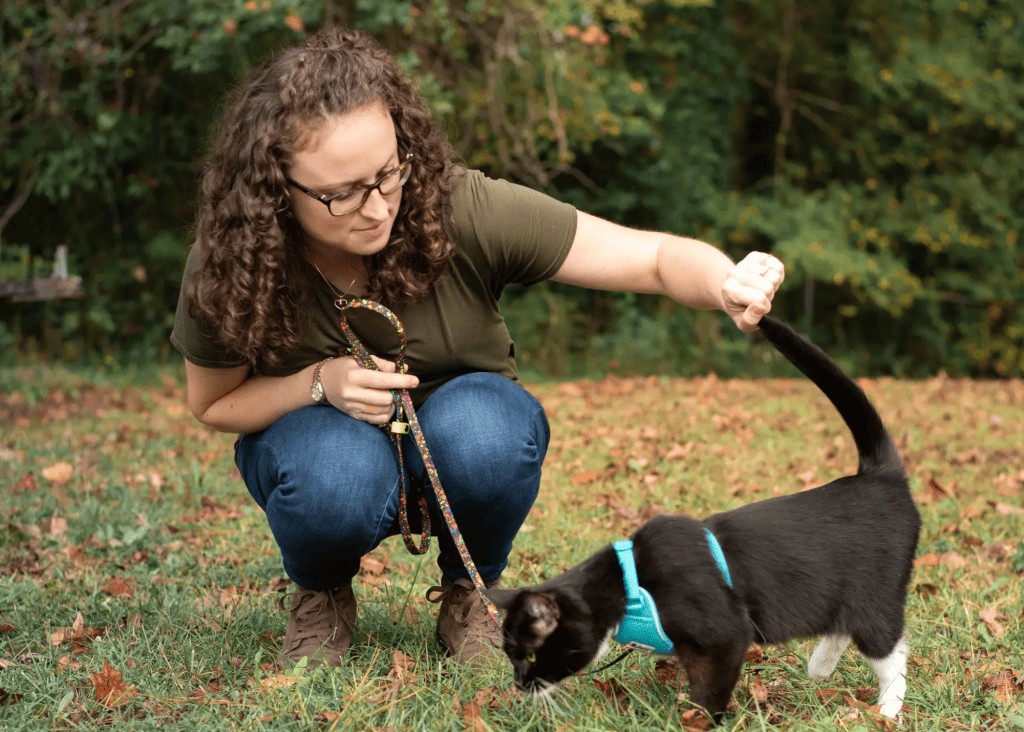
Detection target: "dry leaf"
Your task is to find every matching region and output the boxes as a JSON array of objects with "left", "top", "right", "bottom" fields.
[
  {"left": 49, "top": 513, "right": 68, "bottom": 538},
  {"left": 102, "top": 578, "right": 136, "bottom": 599},
  {"left": 680, "top": 708, "right": 712, "bottom": 731},
  {"left": 41, "top": 462, "right": 74, "bottom": 484},
  {"left": 90, "top": 660, "right": 136, "bottom": 707},
  {"left": 978, "top": 608, "right": 1006, "bottom": 639},
  {"left": 914, "top": 552, "right": 967, "bottom": 569},
  {"left": 748, "top": 675, "right": 769, "bottom": 704},
  {"left": 571, "top": 470, "right": 603, "bottom": 485},
  {"left": 990, "top": 501, "right": 1023, "bottom": 516},
  {"left": 257, "top": 672, "right": 301, "bottom": 691}
]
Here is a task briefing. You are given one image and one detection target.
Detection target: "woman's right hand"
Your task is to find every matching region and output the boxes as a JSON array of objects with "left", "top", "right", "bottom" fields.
[{"left": 322, "top": 355, "right": 419, "bottom": 426}]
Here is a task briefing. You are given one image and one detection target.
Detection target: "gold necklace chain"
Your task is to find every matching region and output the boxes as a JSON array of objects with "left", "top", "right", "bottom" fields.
[{"left": 311, "top": 261, "right": 358, "bottom": 309}]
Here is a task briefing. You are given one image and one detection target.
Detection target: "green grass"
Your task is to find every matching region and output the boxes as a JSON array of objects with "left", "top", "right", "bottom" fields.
[{"left": 1, "top": 365, "right": 1022, "bottom": 730}]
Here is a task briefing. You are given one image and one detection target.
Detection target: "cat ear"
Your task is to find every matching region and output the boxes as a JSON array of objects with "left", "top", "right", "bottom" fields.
[
  {"left": 484, "top": 588, "right": 520, "bottom": 612},
  {"left": 523, "top": 592, "right": 561, "bottom": 641}
]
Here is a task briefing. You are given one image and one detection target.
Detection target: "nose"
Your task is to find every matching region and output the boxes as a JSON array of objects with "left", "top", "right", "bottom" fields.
[{"left": 360, "top": 186, "right": 390, "bottom": 220}]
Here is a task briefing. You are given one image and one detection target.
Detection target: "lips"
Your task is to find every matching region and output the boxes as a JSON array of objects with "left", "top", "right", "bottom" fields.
[{"left": 358, "top": 222, "right": 387, "bottom": 239}]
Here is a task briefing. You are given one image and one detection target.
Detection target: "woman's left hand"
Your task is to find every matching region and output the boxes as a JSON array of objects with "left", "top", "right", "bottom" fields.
[{"left": 720, "top": 252, "right": 785, "bottom": 332}]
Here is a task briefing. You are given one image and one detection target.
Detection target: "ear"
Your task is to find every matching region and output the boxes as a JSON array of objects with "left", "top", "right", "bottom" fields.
[
  {"left": 484, "top": 587, "right": 521, "bottom": 613},
  {"left": 522, "top": 591, "right": 561, "bottom": 641}
]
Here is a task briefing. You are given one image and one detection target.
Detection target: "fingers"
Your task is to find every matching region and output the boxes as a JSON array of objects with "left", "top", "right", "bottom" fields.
[
  {"left": 323, "top": 356, "right": 418, "bottom": 424},
  {"left": 722, "top": 252, "right": 785, "bottom": 332}
]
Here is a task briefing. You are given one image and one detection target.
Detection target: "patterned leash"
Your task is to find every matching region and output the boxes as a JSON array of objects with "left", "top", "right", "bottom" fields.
[{"left": 335, "top": 297, "right": 502, "bottom": 628}]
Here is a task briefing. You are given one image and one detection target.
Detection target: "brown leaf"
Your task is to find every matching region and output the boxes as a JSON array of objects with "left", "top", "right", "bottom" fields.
[
  {"left": 49, "top": 513, "right": 68, "bottom": 538},
  {"left": 257, "top": 672, "right": 301, "bottom": 691},
  {"left": 914, "top": 551, "right": 967, "bottom": 569},
  {"left": 571, "top": 470, "right": 603, "bottom": 485},
  {"left": 41, "top": 462, "right": 74, "bottom": 484},
  {"left": 680, "top": 708, "right": 712, "bottom": 731},
  {"left": 90, "top": 660, "right": 136, "bottom": 707},
  {"left": 748, "top": 675, "right": 769, "bottom": 703},
  {"left": 978, "top": 608, "right": 1006, "bottom": 639},
  {"left": 990, "top": 501, "right": 1023, "bottom": 516},
  {"left": 48, "top": 612, "right": 105, "bottom": 648},
  {"left": 102, "top": 578, "right": 136, "bottom": 599},
  {"left": 13, "top": 472, "right": 37, "bottom": 492},
  {"left": 461, "top": 699, "right": 486, "bottom": 732},
  {"left": 0, "top": 688, "right": 24, "bottom": 706},
  {"left": 360, "top": 556, "right": 387, "bottom": 575}
]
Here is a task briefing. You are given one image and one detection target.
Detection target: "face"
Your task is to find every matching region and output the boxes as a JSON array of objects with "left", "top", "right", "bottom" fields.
[
  {"left": 488, "top": 589, "right": 605, "bottom": 693},
  {"left": 286, "top": 100, "right": 403, "bottom": 267}
]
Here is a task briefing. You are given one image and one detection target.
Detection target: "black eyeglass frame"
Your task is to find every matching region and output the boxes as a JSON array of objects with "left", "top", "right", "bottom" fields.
[{"left": 285, "top": 153, "right": 415, "bottom": 217}]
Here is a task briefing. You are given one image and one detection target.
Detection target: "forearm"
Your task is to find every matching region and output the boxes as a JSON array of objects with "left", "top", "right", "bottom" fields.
[
  {"left": 188, "top": 362, "right": 318, "bottom": 434},
  {"left": 654, "top": 235, "right": 733, "bottom": 312}
]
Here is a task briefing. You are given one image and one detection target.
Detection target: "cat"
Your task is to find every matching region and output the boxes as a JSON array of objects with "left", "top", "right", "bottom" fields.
[{"left": 487, "top": 316, "right": 920, "bottom": 724}]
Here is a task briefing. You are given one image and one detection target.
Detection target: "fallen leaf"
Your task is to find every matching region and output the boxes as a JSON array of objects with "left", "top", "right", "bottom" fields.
[
  {"left": 257, "top": 672, "right": 301, "bottom": 691},
  {"left": 978, "top": 608, "right": 1006, "bottom": 639},
  {"left": 571, "top": 470, "right": 603, "bottom": 485},
  {"left": 49, "top": 513, "right": 68, "bottom": 538},
  {"left": 748, "top": 675, "right": 769, "bottom": 704},
  {"left": 461, "top": 699, "right": 486, "bottom": 732},
  {"left": 101, "top": 578, "right": 135, "bottom": 599},
  {"left": 914, "top": 552, "right": 967, "bottom": 569},
  {"left": 48, "top": 612, "right": 105, "bottom": 648},
  {"left": 90, "top": 660, "right": 136, "bottom": 707},
  {"left": 41, "top": 462, "right": 74, "bottom": 484},
  {"left": 990, "top": 501, "right": 1023, "bottom": 516},
  {"left": 680, "top": 708, "right": 712, "bottom": 731}
]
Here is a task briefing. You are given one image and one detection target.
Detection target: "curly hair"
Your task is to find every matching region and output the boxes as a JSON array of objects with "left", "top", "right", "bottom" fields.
[{"left": 189, "top": 27, "right": 458, "bottom": 369}]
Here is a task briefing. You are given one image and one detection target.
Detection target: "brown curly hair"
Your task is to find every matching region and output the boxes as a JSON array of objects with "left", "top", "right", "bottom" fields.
[{"left": 189, "top": 27, "right": 458, "bottom": 369}]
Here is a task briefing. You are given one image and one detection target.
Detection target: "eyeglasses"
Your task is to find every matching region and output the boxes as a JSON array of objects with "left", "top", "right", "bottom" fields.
[{"left": 285, "top": 153, "right": 415, "bottom": 217}]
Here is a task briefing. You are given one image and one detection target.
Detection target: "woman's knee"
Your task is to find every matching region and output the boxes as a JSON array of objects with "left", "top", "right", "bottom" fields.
[{"left": 414, "top": 374, "right": 549, "bottom": 488}]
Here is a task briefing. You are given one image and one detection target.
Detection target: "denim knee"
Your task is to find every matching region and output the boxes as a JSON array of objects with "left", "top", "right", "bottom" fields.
[
  {"left": 407, "top": 373, "right": 550, "bottom": 582},
  {"left": 236, "top": 406, "right": 401, "bottom": 589}
]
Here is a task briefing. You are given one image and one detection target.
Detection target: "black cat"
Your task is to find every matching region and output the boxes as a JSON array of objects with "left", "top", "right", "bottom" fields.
[{"left": 488, "top": 316, "right": 920, "bottom": 723}]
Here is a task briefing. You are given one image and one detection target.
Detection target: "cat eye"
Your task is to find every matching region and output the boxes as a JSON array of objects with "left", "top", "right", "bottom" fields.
[{"left": 526, "top": 652, "right": 537, "bottom": 663}]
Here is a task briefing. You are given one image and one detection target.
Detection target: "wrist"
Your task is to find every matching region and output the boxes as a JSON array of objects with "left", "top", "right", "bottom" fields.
[{"left": 310, "top": 357, "right": 332, "bottom": 405}]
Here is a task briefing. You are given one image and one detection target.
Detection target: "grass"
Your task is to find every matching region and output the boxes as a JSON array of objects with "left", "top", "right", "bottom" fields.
[{"left": 1, "top": 364, "right": 1022, "bottom": 731}]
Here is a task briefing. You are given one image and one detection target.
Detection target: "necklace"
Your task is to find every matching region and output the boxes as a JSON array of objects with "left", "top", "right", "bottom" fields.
[{"left": 311, "top": 261, "right": 359, "bottom": 310}]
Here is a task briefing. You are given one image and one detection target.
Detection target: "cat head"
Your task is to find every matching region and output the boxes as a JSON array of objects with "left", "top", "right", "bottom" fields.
[{"left": 487, "top": 587, "right": 610, "bottom": 693}]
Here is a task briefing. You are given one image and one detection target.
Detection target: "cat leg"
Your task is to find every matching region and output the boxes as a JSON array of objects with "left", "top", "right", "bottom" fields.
[
  {"left": 678, "top": 643, "right": 745, "bottom": 725},
  {"left": 807, "top": 634, "right": 851, "bottom": 680},
  {"left": 865, "top": 635, "right": 909, "bottom": 719}
]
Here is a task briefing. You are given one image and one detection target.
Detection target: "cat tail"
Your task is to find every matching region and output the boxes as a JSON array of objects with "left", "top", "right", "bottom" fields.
[{"left": 756, "top": 316, "right": 903, "bottom": 476}]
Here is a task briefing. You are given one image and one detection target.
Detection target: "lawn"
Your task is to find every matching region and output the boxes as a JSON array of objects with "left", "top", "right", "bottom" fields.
[{"left": 1, "top": 364, "right": 1022, "bottom": 730}]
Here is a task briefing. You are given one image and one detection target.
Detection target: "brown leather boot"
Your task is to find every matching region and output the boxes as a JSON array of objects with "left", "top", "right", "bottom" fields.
[
  {"left": 426, "top": 577, "right": 502, "bottom": 665},
  {"left": 278, "top": 584, "right": 356, "bottom": 667}
]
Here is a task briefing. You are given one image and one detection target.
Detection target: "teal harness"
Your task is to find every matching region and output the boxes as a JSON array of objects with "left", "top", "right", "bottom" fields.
[{"left": 612, "top": 529, "right": 734, "bottom": 655}]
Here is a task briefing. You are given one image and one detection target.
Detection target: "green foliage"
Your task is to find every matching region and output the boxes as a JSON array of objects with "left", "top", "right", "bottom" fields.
[
  {"left": 720, "top": 0, "right": 1024, "bottom": 375},
  {"left": 1, "top": 0, "right": 1020, "bottom": 375}
]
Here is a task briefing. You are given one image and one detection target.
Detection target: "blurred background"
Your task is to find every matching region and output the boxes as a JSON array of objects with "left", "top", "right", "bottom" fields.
[{"left": 2, "top": 0, "right": 1021, "bottom": 378}]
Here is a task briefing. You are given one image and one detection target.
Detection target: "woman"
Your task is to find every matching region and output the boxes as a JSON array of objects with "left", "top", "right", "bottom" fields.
[{"left": 171, "top": 27, "right": 784, "bottom": 668}]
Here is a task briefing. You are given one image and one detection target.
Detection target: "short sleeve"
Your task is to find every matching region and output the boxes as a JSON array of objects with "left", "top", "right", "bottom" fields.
[
  {"left": 169, "top": 246, "right": 249, "bottom": 368},
  {"left": 451, "top": 169, "right": 577, "bottom": 290}
]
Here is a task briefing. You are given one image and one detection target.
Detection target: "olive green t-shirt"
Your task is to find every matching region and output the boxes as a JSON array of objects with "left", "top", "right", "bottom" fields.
[{"left": 170, "top": 169, "right": 578, "bottom": 405}]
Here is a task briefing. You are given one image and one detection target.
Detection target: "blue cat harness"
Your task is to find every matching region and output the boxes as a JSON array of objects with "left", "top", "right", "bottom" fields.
[{"left": 612, "top": 529, "right": 733, "bottom": 655}]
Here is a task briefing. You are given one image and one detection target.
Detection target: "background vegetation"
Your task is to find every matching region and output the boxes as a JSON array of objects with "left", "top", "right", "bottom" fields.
[
  {"left": 2, "top": 0, "right": 1022, "bottom": 376},
  {"left": 1, "top": 366, "right": 1022, "bottom": 729}
]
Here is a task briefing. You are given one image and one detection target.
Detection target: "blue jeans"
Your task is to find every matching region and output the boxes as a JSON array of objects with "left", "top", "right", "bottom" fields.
[{"left": 235, "top": 372, "right": 549, "bottom": 590}]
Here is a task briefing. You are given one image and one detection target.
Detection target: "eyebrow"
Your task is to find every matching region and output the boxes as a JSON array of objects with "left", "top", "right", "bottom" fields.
[{"left": 321, "top": 152, "right": 399, "bottom": 192}]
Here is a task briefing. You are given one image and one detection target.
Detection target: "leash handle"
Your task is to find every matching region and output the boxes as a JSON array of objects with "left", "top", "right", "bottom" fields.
[{"left": 337, "top": 298, "right": 503, "bottom": 628}]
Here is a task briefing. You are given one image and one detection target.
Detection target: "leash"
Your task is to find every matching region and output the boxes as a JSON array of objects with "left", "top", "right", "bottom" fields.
[
  {"left": 585, "top": 645, "right": 638, "bottom": 675},
  {"left": 334, "top": 297, "right": 503, "bottom": 628}
]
